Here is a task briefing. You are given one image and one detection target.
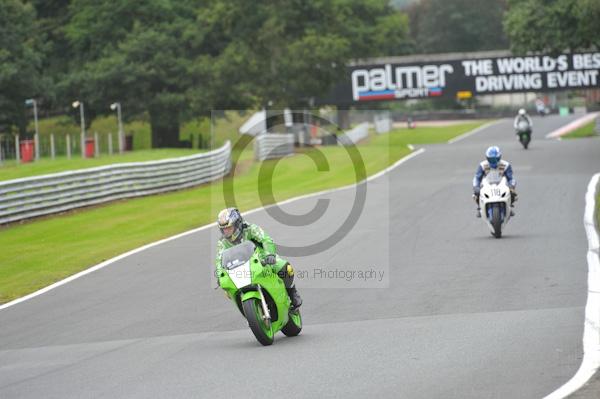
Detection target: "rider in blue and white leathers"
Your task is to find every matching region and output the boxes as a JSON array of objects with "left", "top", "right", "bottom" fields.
[{"left": 472, "top": 146, "right": 517, "bottom": 218}]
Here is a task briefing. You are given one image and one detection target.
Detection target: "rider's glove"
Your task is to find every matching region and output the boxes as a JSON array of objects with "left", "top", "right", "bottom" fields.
[{"left": 264, "top": 254, "right": 276, "bottom": 265}]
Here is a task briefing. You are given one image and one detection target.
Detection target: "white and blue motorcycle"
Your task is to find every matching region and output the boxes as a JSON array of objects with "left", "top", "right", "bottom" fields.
[{"left": 478, "top": 170, "right": 512, "bottom": 238}]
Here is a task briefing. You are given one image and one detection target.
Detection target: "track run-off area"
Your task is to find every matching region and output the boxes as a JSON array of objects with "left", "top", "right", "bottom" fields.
[{"left": 1, "top": 114, "right": 600, "bottom": 398}]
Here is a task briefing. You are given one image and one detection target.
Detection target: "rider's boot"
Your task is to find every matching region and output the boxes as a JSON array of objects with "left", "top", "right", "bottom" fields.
[
  {"left": 473, "top": 194, "right": 481, "bottom": 218},
  {"left": 287, "top": 286, "right": 302, "bottom": 309},
  {"left": 280, "top": 263, "right": 302, "bottom": 309},
  {"left": 510, "top": 191, "right": 517, "bottom": 217}
]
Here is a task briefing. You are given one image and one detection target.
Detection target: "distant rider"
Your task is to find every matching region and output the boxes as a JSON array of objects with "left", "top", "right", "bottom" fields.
[
  {"left": 215, "top": 208, "right": 302, "bottom": 308},
  {"left": 535, "top": 99, "right": 546, "bottom": 116},
  {"left": 514, "top": 108, "right": 533, "bottom": 133},
  {"left": 472, "top": 146, "right": 517, "bottom": 218}
]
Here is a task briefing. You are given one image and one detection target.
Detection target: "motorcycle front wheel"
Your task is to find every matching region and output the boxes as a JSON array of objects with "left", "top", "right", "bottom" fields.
[
  {"left": 243, "top": 298, "right": 274, "bottom": 346},
  {"left": 491, "top": 204, "right": 503, "bottom": 238}
]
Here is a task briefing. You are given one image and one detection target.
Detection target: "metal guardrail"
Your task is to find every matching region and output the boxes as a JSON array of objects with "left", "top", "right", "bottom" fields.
[
  {"left": 374, "top": 113, "right": 393, "bottom": 134},
  {"left": 0, "top": 141, "right": 231, "bottom": 224},
  {"left": 338, "top": 122, "right": 369, "bottom": 145},
  {"left": 254, "top": 133, "right": 295, "bottom": 160}
]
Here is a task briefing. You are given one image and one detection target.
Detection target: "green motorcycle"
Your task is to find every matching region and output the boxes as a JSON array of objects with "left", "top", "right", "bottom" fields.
[{"left": 217, "top": 240, "right": 302, "bottom": 346}]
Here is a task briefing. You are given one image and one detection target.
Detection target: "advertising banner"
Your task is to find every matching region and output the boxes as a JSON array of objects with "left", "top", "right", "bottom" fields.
[{"left": 320, "top": 52, "right": 600, "bottom": 105}]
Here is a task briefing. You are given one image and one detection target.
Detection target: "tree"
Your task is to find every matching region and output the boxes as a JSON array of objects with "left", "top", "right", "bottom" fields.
[
  {"left": 190, "top": 0, "right": 411, "bottom": 109},
  {"left": 0, "top": 0, "right": 45, "bottom": 135},
  {"left": 407, "top": 0, "right": 509, "bottom": 54},
  {"left": 63, "top": 0, "right": 201, "bottom": 147},
  {"left": 30, "top": 0, "right": 72, "bottom": 110},
  {"left": 504, "top": 0, "right": 600, "bottom": 54},
  {"left": 56, "top": 0, "right": 410, "bottom": 147}
]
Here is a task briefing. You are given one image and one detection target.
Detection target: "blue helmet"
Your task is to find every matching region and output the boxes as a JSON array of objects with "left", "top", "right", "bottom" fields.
[{"left": 485, "top": 146, "right": 502, "bottom": 168}]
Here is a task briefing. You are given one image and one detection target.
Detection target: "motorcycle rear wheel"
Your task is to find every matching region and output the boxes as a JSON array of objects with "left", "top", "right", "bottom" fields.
[
  {"left": 520, "top": 134, "right": 530, "bottom": 150},
  {"left": 282, "top": 309, "right": 302, "bottom": 337}
]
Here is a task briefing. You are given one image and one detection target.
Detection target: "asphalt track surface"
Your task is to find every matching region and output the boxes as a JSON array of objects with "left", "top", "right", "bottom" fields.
[{"left": 1, "top": 115, "right": 600, "bottom": 398}]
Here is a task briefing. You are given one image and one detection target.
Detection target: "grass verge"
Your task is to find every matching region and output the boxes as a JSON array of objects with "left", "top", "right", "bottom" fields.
[
  {"left": 563, "top": 120, "right": 599, "bottom": 139},
  {"left": 0, "top": 122, "right": 484, "bottom": 304}
]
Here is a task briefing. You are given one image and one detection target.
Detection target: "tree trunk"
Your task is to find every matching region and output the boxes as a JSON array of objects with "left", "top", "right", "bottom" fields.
[{"left": 149, "top": 106, "right": 181, "bottom": 148}]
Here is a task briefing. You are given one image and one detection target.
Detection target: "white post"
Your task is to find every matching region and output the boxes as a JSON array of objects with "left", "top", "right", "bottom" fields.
[
  {"left": 66, "top": 134, "right": 71, "bottom": 159},
  {"left": 73, "top": 101, "right": 86, "bottom": 158},
  {"left": 15, "top": 134, "right": 21, "bottom": 162},
  {"left": 110, "top": 102, "right": 124, "bottom": 153},
  {"left": 33, "top": 100, "right": 39, "bottom": 160},
  {"left": 34, "top": 133, "right": 40, "bottom": 160},
  {"left": 117, "top": 104, "right": 124, "bottom": 154},
  {"left": 108, "top": 133, "right": 113, "bottom": 155},
  {"left": 94, "top": 132, "right": 99, "bottom": 157},
  {"left": 80, "top": 103, "right": 85, "bottom": 158},
  {"left": 50, "top": 134, "right": 55, "bottom": 159}
]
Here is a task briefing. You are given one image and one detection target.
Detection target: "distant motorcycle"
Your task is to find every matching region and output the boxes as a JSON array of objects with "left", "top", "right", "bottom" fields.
[
  {"left": 217, "top": 240, "right": 302, "bottom": 346},
  {"left": 478, "top": 171, "right": 512, "bottom": 238},
  {"left": 516, "top": 120, "right": 531, "bottom": 149}
]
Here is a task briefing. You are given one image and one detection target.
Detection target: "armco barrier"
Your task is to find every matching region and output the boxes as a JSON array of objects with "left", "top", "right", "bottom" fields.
[
  {"left": 338, "top": 122, "right": 369, "bottom": 146},
  {"left": 0, "top": 141, "right": 231, "bottom": 224},
  {"left": 254, "top": 133, "right": 295, "bottom": 161},
  {"left": 374, "top": 114, "right": 392, "bottom": 134}
]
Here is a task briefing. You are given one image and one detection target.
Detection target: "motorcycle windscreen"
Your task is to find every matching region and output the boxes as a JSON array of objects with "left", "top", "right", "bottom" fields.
[
  {"left": 221, "top": 241, "right": 256, "bottom": 270},
  {"left": 485, "top": 170, "right": 503, "bottom": 185}
]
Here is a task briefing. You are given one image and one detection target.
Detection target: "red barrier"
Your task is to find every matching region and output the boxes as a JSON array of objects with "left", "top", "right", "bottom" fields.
[
  {"left": 20, "top": 140, "right": 34, "bottom": 163},
  {"left": 85, "top": 138, "right": 95, "bottom": 158}
]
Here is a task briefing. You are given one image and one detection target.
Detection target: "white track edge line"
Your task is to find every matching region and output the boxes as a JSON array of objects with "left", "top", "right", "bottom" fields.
[
  {"left": 447, "top": 120, "right": 501, "bottom": 144},
  {"left": 0, "top": 146, "right": 428, "bottom": 311},
  {"left": 544, "top": 173, "right": 600, "bottom": 399}
]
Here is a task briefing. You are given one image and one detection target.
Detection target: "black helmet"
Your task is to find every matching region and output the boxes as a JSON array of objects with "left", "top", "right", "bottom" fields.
[{"left": 217, "top": 208, "right": 244, "bottom": 242}]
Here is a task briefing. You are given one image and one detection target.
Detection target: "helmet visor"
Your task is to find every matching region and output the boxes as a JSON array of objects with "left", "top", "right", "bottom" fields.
[
  {"left": 221, "top": 225, "right": 235, "bottom": 238},
  {"left": 487, "top": 156, "right": 500, "bottom": 167}
]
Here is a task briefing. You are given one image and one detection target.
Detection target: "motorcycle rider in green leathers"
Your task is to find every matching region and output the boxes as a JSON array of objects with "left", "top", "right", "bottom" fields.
[{"left": 215, "top": 208, "right": 302, "bottom": 308}]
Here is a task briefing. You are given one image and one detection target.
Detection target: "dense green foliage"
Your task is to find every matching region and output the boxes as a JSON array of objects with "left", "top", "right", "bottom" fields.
[
  {"left": 504, "top": 0, "right": 600, "bottom": 54},
  {"left": 0, "top": 1, "right": 46, "bottom": 134},
  {"left": 6, "top": 0, "right": 584, "bottom": 148},
  {"left": 2, "top": 0, "right": 412, "bottom": 147},
  {"left": 406, "top": 0, "right": 509, "bottom": 54}
]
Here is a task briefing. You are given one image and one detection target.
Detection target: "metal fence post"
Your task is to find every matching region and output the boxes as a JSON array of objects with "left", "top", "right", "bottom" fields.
[
  {"left": 596, "top": 115, "right": 600, "bottom": 135},
  {"left": 66, "top": 134, "right": 71, "bottom": 159},
  {"left": 34, "top": 133, "right": 40, "bottom": 161},
  {"left": 50, "top": 134, "right": 55, "bottom": 159},
  {"left": 108, "top": 133, "right": 113, "bottom": 155},
  {"left": 94, "top": 132, "right": 99, "bottom": 157},
  {"left": 15, "top": 134, "right": 20, "bottom": 162}
]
